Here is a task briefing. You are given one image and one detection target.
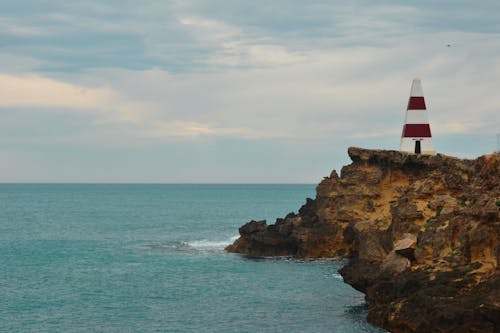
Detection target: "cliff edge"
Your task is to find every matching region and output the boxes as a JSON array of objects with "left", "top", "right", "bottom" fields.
[{"left": 226, "top": 147, "right": 500, "bottom": 333}]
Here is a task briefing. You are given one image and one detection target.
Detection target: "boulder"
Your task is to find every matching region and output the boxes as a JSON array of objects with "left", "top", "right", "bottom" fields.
[
  {"left": 394, "top": 233, "right": 417, "bottom": 261},
  {"left": 380, "top": 251, "right": 411, "bottom": 274}
]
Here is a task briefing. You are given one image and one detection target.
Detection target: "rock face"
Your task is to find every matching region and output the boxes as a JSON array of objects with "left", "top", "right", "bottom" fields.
[{"left": 226, "top": 147, "right": 500, "bottom": 333}]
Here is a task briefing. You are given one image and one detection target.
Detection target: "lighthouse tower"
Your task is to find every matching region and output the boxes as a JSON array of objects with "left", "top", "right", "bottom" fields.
[{"left": 400, "top": 78, "right": 436, "bottom": 155}]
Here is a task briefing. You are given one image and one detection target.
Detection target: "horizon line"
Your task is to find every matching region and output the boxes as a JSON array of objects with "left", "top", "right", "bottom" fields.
[{"left": 0, "top": 182, "right": 317, "bottom": 185}]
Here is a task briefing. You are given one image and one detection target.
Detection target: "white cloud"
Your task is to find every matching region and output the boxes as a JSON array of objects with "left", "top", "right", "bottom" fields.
[
  {"left": 142, "top": 121, "right": 251, "bottom": 139},
  {"left": 0, "top": 73, "right": 113, "bottom": 110},
  {"left": 178, "top": 15, "right": 305, "bottom": 67},
  {"left": 180, "top": 16, "right": 240, "bottom": 43}
]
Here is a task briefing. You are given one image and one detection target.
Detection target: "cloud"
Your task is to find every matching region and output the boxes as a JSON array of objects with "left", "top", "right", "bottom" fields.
[
  {"left": 0, "top": 71, "right": 272, "bottom": 140},
  {"left": 1, "top": 23, "right": 47, "bottom": 37},
  {"left": 142, "top": 121, "right": 251, "bottom": 139},
  {"left": 178, "top": 15, "right": 305, "bottom": 68},
  {"left": 5, "top": 25, "right": 499, "bottom": 144},
  {"left": 0, "top": 73, "right": 113, "bottom": 110}
]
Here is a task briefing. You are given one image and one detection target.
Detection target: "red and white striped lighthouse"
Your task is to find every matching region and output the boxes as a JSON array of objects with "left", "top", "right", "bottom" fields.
[{"left": 400, "top": 78, "right": 436, "bottom": 155}]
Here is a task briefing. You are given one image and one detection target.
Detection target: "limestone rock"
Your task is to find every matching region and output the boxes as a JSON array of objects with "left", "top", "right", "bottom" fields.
[
  {"left": 239, "top": 220, "right": 267, "bottom": 235},
  {"left": 380, "top": 251, "right": 411, "bottom": 274},
  {"left": 394, "top": 233, "right": 417, "bottom": 260},
  {"left": 226, "top": 148, "right": 500, "bottom": 332},
  {"left": 344, "top": 220, "right": 391, "bottom": 262}
]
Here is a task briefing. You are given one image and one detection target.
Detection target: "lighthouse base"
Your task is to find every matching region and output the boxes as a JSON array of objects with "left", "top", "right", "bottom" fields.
[
  {"left": 400, "top": 138, "right": 436, "bottom": 155},
  {"left": 400, "top": 150, "right": 437, "bottom": 155}
]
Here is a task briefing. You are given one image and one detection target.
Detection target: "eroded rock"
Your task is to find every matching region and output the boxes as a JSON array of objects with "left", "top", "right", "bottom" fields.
[
  {"left": 226, "top": 148, "right": 500, "bottom": 332},
  {"left": 394, "top": 233, "right": 417, "bottom": 260}
]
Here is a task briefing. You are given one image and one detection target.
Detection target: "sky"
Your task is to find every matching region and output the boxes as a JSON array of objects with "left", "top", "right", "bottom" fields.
[{"left": 0, "top": 0, "right": 499, "bottom": 183}]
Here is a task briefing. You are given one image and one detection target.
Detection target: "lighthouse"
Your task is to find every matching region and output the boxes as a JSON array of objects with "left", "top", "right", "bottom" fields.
[{"left": 399, "top": 78, "right": 436, "bottom": 155}]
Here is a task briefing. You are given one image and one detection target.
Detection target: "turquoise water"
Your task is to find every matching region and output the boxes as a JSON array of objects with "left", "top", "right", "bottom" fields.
[{"left": 0, "top": 184, "right": 385, "bottom": 332}]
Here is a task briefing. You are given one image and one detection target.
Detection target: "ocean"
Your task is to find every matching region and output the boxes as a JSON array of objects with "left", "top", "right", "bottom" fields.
[{"left": 0, "top": 184, "right": 385, "bottom": 332}]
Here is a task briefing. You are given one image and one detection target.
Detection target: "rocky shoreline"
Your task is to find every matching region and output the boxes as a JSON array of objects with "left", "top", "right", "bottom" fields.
[{"left": 226, "top": 147, "right": 500, "bottom": 333}]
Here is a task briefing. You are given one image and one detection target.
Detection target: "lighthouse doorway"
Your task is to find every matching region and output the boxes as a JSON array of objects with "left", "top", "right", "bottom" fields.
[{"left": 415, "top": 141, "right": 421, "bottom": 154}]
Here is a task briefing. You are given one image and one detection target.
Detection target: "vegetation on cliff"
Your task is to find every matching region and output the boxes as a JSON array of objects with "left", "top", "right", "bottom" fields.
[{"left": 226, "top": 147, "right": 500, "bottom": 333}]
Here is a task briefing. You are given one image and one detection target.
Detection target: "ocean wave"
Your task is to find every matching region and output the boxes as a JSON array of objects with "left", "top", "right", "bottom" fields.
[
  {"left": 184, "top": 235, "right": 238, "bottom": 251},
  {"left": 137, "top": 235, "right": 238, "bottom": 253},
  {"left": 135, "top": 243, "right": 187, "bottom": 251}
]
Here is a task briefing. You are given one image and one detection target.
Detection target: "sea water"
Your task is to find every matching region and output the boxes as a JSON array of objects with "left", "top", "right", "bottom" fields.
[{"left": 0, "top": 184, "right": 386, "bottom": 332}]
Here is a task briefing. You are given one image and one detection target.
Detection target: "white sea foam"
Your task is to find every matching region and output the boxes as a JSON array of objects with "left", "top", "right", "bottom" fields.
[
  {"left": 137, "top": 236, "right": 239, "bottom": 253},
  {"left": 185, "top": 235, "right": 239, "bottom": 251}
]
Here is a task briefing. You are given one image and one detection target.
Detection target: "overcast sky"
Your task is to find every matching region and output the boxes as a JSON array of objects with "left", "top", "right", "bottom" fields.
[{"left": 1, "top": 0, "right": 499, "bottom": 183}]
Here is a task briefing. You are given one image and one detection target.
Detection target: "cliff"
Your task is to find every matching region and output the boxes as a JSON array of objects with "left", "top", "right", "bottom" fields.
[{"left": 226, "top": 147, "right": 500, "bottom": 333}]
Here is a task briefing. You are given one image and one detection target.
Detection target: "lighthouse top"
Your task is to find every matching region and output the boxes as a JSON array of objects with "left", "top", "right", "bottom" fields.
[{"left": 410, "top": 78, "right": 424, "bottom": 97}]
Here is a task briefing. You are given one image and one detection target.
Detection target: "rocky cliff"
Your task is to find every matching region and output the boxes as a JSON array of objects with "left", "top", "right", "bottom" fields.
[{"left": 226, "top": 147, "right": 500, "bottom": 333}]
